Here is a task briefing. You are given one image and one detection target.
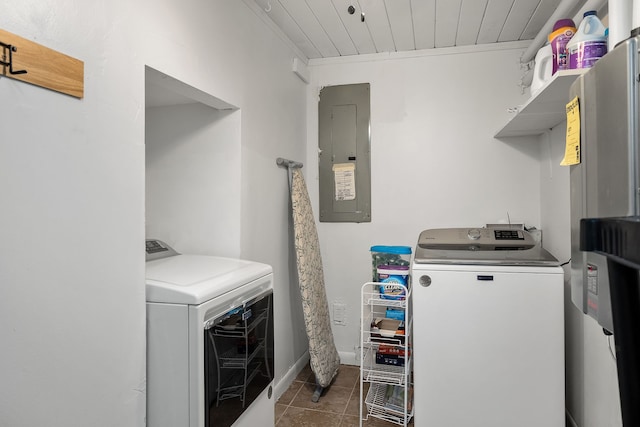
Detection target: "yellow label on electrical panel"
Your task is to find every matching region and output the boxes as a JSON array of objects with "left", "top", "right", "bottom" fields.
[
  {"left": 561, "top": 96, "right": 581, "bottom": 166},
  {"left": 332, "top": 163, "right": 356, "bottom": 201}
]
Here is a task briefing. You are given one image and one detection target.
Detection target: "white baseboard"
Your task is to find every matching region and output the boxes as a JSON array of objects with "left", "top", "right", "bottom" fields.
[
  {"left": 274, "top": 349, "right": 360, "bottom": 401},
  {"left": 273, "top": 351, "right": 310, "bottom": 401},
  {"left": 339, "top": 350, "right": 359, "bottom": 366}
]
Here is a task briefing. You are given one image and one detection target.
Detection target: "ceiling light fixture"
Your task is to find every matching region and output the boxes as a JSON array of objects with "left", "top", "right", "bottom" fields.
[{"left": 347, "top": 5, "right": 364, "bottom": 22}]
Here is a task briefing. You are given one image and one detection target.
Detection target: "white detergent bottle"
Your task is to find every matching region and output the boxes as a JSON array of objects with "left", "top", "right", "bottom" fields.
[
  {"left": 531, "top": 44, "right": 553, "bottom": 95},
  {"left": 567, "top": 10, "right": 607, "bottom": 69}
]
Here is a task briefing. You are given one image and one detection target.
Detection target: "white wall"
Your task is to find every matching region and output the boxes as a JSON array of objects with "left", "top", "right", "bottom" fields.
[
  {"left": 307, "top": 44, "right": 543, "bottom": 363},
  {"left": 146, "top": 104, "right": 242, "bottom": 258},
  {"left": 0, "top": 1, "right": 309, "bottom": 425},
  {"left": 1, "top": 1, "right": 146, "bottom": 425}
]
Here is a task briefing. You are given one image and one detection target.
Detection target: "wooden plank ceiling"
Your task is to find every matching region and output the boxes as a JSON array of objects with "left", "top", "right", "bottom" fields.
[{"left": 250, "top": 0, "right": 564, "bottom": 59}]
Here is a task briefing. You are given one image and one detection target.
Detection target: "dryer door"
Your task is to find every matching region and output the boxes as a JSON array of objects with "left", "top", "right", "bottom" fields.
[{"left": 203, "top": 289, "right": 274, "bottom": 427}]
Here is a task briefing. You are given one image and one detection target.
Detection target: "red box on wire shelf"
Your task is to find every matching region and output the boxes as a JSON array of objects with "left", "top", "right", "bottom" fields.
[{"left": 375, "top": 344, "right": 409, "bottom": 367}]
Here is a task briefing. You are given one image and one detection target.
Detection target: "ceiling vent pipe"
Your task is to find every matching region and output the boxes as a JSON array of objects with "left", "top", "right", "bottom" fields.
[{"left": 609, "top": 0, "right": 633, "bottom": 48}]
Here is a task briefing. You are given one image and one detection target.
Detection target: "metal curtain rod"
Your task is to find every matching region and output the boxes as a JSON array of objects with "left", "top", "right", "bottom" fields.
[{"left": 276, "top": 157, "right": 303, "bottom": 169}]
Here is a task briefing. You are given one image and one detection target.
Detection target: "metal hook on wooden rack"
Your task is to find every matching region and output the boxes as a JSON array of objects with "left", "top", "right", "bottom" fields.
[{"left": 0, "top": 41, "right": 28, "bottom": 75}]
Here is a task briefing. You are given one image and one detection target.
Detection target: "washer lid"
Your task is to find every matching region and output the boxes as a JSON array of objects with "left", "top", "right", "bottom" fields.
[
  {"left": 413, "top": 227, "right": 559, "bottom": 266},
  {"left": 145, "top": 254, "right": 272, "bottom": 305}
]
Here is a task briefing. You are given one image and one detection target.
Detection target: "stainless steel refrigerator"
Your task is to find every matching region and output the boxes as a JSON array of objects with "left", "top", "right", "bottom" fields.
[
  {"left": 569, "top": 31, "right": 640, "bottom": 333},
  {"left": 570, "top": 29, "right": 640, "bottom": 427}
]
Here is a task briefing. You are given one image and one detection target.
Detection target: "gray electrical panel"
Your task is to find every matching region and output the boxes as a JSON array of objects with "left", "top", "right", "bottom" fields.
[{"left": 318, "top": 83, "right": 371, "bottom": 223}]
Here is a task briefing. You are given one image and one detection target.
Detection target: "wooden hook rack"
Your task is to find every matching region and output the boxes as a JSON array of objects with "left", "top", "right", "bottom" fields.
[{"left": 0, "top": 29, "right": 84, "bottom": 98}]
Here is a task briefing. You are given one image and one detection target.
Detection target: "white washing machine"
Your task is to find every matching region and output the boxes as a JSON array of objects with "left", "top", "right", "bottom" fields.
[
  {"left": 411, "top": 228, "right": 565, "bottom": 427},
  {"left": 145, "top": 239, "right": 275, "bottom": 427}
]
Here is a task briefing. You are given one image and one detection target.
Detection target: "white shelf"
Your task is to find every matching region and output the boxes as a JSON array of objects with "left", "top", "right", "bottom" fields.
[
  {"left": 364, "top": 383, "right": 414, "bottom": 426},
  {"left": 494, "top": 68, "right": 587, "bottom": 138},
  {"left": 361, "top": 346, "right": 410, "bottom": 385}
]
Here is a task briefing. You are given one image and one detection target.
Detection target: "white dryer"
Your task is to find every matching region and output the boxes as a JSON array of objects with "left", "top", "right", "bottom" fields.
[
  {"left": 411, "top": 227, "right": 565, "bottom": 427},
  {"left": 145, "top": 239, "right": 274, "bottom": 427}
]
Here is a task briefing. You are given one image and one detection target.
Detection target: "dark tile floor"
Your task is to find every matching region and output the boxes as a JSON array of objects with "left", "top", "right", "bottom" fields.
[{"left": 275, "top": 364, "right": 411, "bottom": 426}]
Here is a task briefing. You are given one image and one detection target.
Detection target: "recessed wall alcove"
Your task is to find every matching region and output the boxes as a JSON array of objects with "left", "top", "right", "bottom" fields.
[{"left": 145, "top": 66, "right": 241, "bottom": 257}]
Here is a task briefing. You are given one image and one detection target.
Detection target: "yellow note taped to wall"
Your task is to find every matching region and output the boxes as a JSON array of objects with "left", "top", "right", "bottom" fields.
[{"left": 561, "top": 96, "right": 581, "bottom": 166}]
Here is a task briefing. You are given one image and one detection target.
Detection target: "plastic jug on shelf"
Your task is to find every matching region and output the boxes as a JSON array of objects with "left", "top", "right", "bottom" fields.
[
  {"left": 531, "top": 44, "right": 553, "bottom": 95},
  {"left": 548, "top": 18, "right": 576, "bottom": 74},
  {"left": 567, "top": 10, "right": 607, "bottom": 69}
]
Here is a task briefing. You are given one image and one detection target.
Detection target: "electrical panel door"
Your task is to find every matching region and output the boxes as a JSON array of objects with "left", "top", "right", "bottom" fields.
[{"left": 318, "top": 83, "right": 371, "bottom": 223}]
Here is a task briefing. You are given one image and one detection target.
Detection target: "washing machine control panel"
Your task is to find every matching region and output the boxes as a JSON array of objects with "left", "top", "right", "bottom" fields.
[
  {"left": 417, "top": 227, "right": 535, "bottom": 251},
  {"left": 493, "top": 229, "right": 525, "bottom": 240}
]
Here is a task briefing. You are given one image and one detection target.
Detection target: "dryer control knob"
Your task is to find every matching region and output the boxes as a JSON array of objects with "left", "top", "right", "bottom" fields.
[{"left": 467, "top": 228, "right": 482, "bottom": 240}]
